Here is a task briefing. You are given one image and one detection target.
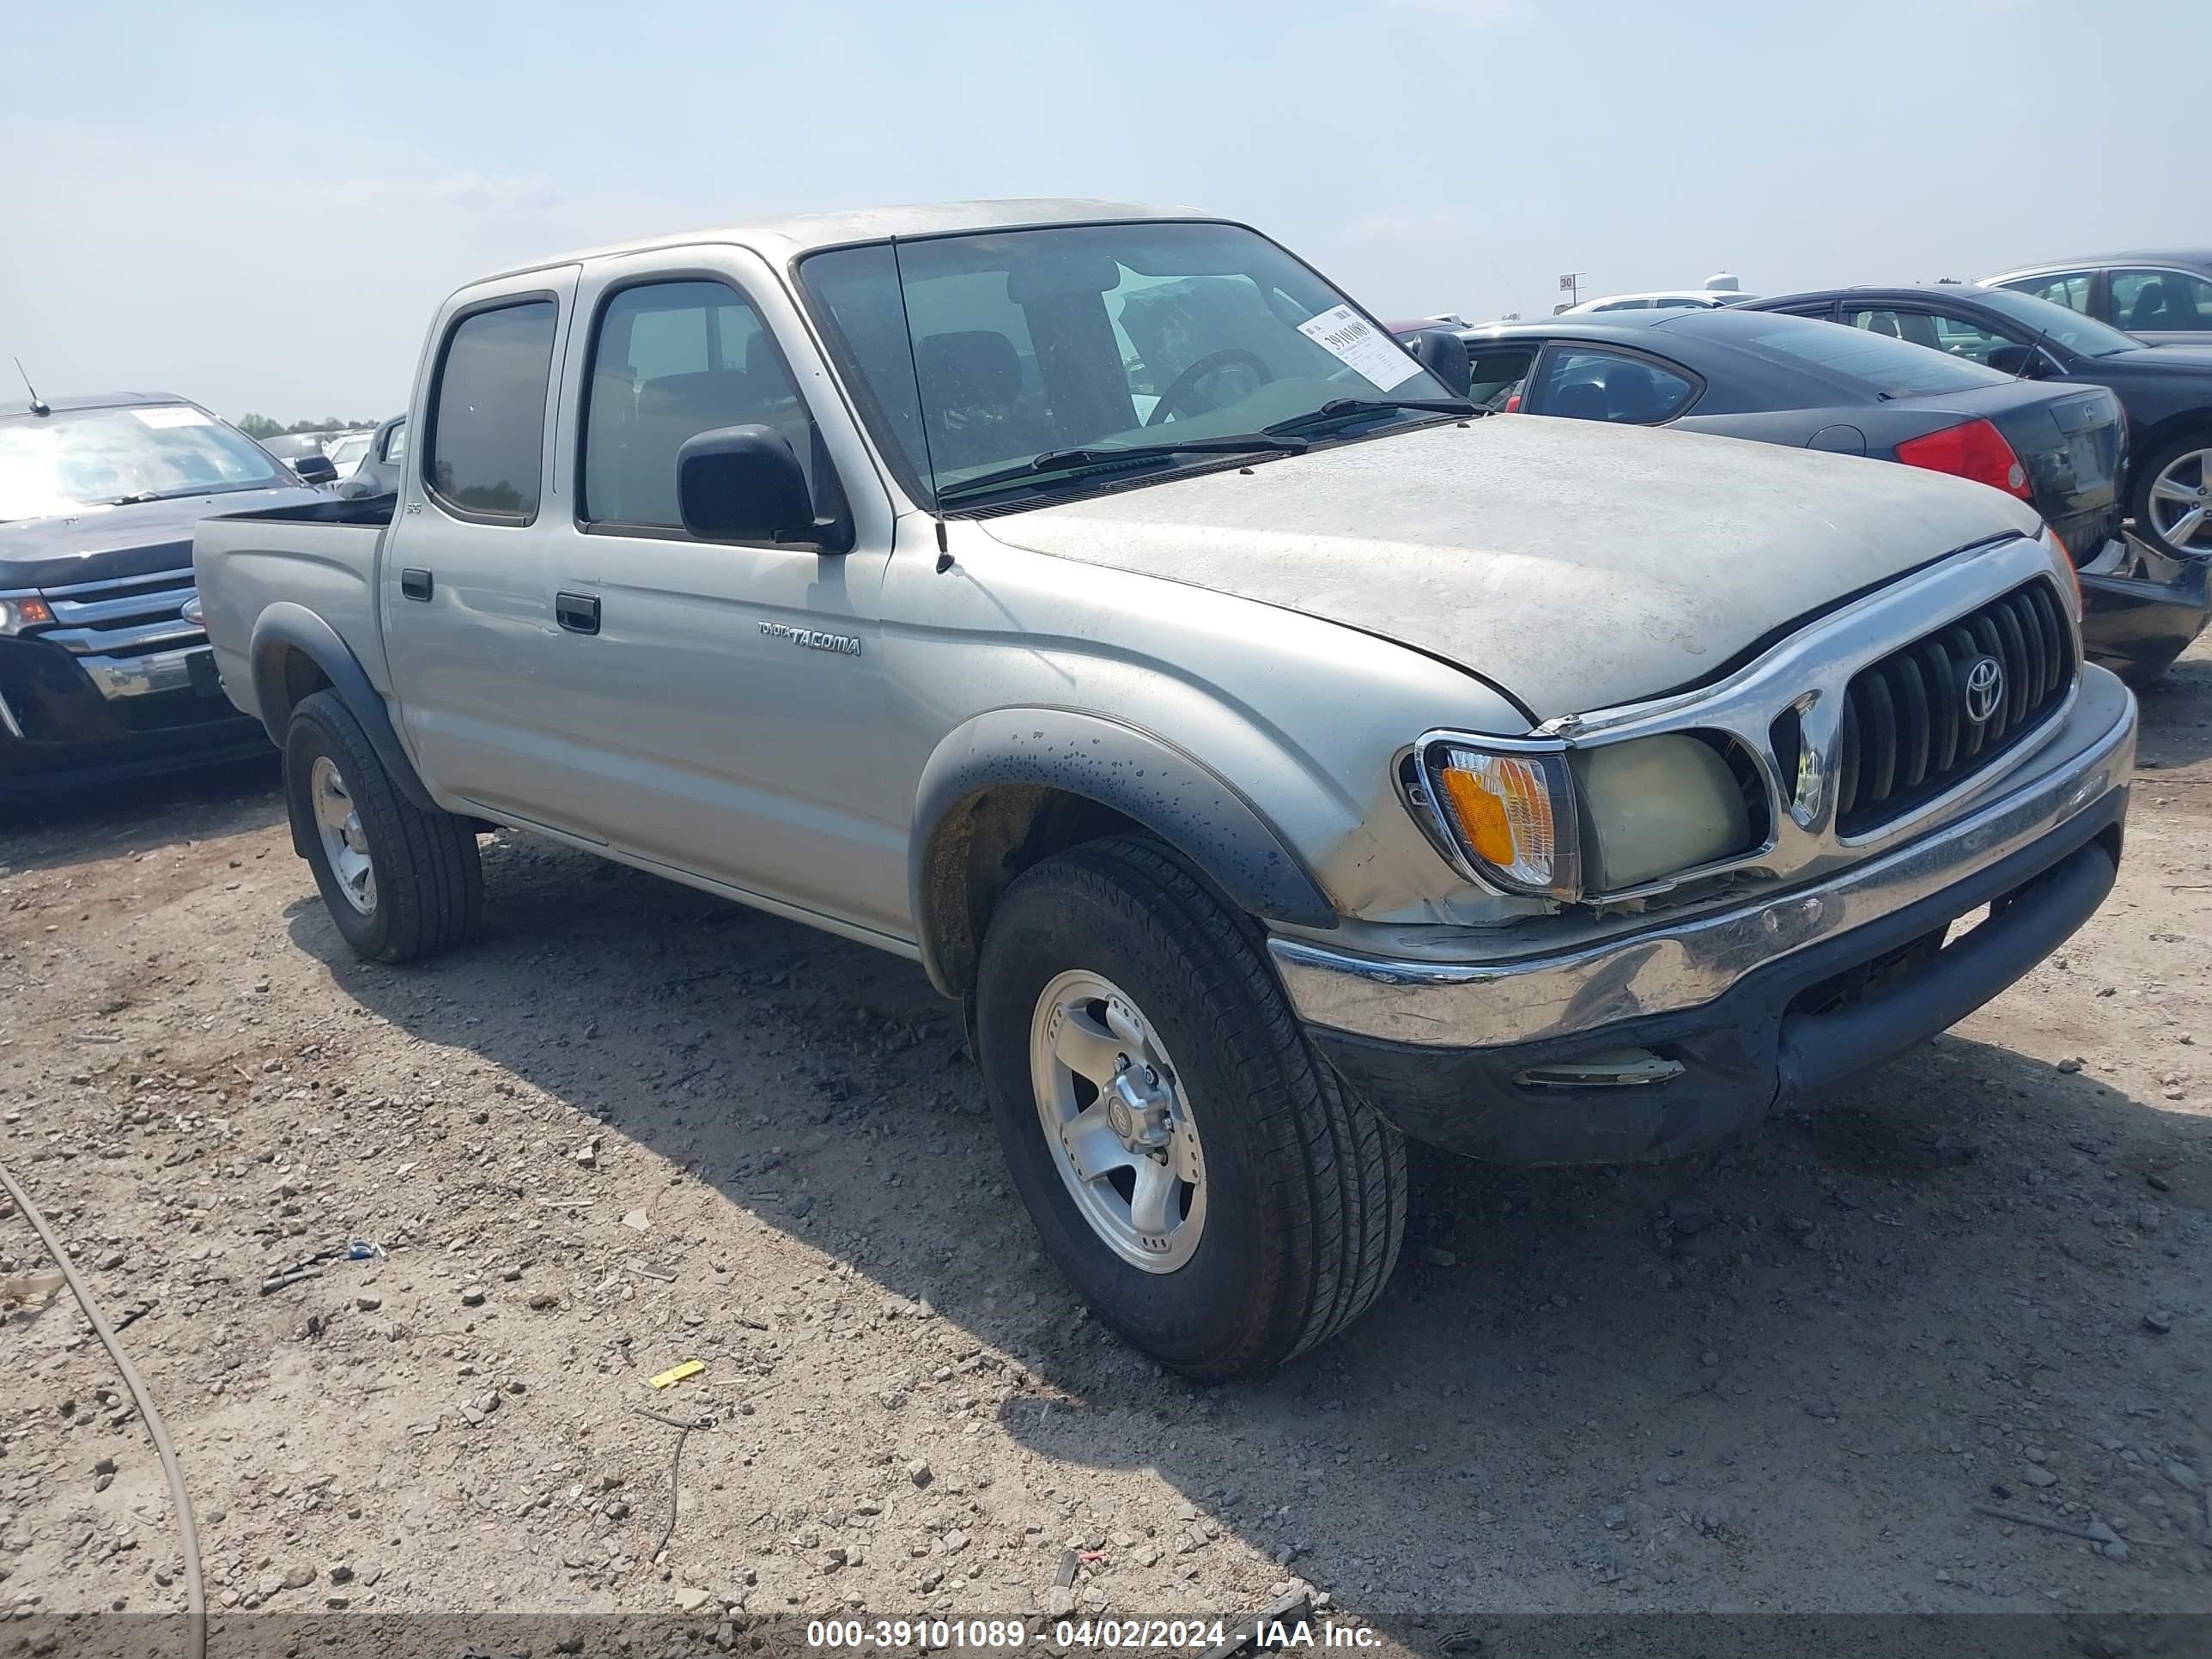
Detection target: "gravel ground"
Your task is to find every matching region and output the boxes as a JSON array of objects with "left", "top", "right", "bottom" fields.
[{"left": 2, "top": 641, "right": 2208, "bottom": 1652}]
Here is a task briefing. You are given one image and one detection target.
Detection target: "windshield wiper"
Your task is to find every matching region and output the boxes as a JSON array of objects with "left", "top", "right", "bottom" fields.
[
  {"left": 1262, "top": 397, "right": 1478, "bottom": 438},
  {"left": 106, "top": 491, "right": 167, "bottom": 505},
  {"left": 934, "top": 434, "right": 1309, "bottom": 507}
]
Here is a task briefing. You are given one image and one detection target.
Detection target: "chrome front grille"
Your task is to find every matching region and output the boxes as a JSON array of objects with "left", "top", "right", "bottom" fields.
[
  {"left": 1829, "top": 580, "right": 2075, "bottom": 836},
  {"left": 38, "top": 566, "right": 204, "bottom": 659},
  {"left": 1516, "top": 535, "right": 2082, "bottom": 904}
]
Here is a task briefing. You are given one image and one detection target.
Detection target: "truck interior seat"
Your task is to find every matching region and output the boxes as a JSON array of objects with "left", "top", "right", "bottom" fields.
[{"left": 915, "top": 330, "right": 1043, "bottom": 472}]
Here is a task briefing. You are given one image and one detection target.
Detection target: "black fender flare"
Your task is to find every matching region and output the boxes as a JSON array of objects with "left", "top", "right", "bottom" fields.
[
  {"left": 908, "top": 708, "right": 1338, "bottom": 997},
  {"left": 247, "top": 603, "right": 441, "bottom": 822}
]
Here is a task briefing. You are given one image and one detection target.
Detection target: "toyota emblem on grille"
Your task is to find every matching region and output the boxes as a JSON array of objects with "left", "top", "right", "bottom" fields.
[{"left": 1963, "top": 655, "right": 2004, "bottom": 725}]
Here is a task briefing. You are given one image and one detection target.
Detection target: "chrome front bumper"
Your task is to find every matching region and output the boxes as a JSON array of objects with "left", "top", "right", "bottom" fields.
[
  {"left": 1273, "top": 665, "right": 2136, "bottom": 1050},
  {"left": 76, "top": 645, "right": 215, "bottom": 700}
]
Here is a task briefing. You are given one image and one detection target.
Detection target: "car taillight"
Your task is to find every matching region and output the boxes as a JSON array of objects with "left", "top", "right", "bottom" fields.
[
  {"left": 1503, "top": 391, "right": 1522, "bottom": 413},
  {"left": 1894, "top": 418, "right": 2033, "bottom": 501}
]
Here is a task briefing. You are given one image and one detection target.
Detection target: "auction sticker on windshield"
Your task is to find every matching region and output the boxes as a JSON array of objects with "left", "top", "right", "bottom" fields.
[
  {"left": 1297, "top": 305, "right": 1422, "bottom": 391},
  {"left": 132, "top": 406, "right": 213, "bottom": 428}
]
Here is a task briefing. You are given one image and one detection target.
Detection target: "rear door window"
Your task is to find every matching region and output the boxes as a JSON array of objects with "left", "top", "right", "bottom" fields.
[
  {"left": 1529, "top": 347, "right": 1698, "bottom": 423},
  {"left": 426, "top": 301, "right": 558, "bottom": 521},
  {"left": 2112, "top": 269, "right": 2212, "bottom": 336}
]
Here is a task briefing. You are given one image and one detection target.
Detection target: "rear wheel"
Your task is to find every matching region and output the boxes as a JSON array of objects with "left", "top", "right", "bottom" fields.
[
  {"left": 284, "top": 690, "right": 483, "bottom": 963},
  {"left": 975, "top": 835, "right": 1405, "bottom": 1378},
  {"left": 2133, "top": 431, "right": 2212, "bottom": 558}
]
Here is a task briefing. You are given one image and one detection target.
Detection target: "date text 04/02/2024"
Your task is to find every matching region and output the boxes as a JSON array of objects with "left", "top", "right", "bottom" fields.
[{"left": 802, "top": 1617, "right": 1382, "bottom": 1650}]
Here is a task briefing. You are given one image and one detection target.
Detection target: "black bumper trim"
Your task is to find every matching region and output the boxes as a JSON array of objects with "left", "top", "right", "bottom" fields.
[{"left": 1310, "top": 790, "right": 2124, "bottom": 1167}]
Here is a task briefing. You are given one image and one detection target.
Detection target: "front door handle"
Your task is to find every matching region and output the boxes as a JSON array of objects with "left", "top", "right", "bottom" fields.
[
  {"left": 555, "top": 591, "right": 601, "bottom": 635},
  {"left": 399, "top": 568, "right": 433, "bottom": 601}
]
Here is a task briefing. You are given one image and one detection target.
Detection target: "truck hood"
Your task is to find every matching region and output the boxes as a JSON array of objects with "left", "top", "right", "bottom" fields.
[
  {"left": 0, "top": 483, "right": 325, "bottom": 589},
  {"left": 976, "top": 416, "right": 2039, "bottom": 718}
]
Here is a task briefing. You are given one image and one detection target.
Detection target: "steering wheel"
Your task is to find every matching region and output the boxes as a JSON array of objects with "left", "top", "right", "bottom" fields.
[{"left": 1146, "top": 349, "right": 1274, "bottom": 427}]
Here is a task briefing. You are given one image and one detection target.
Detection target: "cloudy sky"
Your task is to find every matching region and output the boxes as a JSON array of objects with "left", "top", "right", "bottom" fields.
[{"left": 3, "top": 0, "right": 2200, "bottom": 422}]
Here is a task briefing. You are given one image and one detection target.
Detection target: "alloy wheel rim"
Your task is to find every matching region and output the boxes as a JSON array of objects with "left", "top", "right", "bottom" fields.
[
  {"left": 2148, "top": 447, "right": 2212, "bottom": 551},
  {"left": 1028, "top": 970, "right": 1206, "bottom": 1273},
  {"left": 309, "top": 757, "right": 377, "bottom": 915}
]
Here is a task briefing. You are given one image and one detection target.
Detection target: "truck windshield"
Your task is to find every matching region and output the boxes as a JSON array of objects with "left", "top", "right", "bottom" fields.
[
  {"left": 799, "top": 222, "right": 1450, "bottom": 508},
  {"left": 0, "top": 405, "right": 287, "bottom": 522}
]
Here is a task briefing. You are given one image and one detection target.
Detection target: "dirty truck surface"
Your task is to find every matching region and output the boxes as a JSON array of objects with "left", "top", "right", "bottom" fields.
[{"left": 2, "top": 640, "right": 2209, "bottom": 1649}]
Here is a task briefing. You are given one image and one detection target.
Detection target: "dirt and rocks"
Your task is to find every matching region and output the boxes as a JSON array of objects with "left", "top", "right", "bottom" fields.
[{"left": 2, "top": 644, "right": 2209, "bottom": 1651}]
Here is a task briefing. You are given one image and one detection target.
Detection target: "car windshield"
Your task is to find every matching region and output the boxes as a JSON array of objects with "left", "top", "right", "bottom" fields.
[
  {"left": 799, "top": 221, "right": 1450, "bottom": 507},
  {"left": 0, "top": 405, "right": 287, "bottom": 521},
  {"left": 1732, "top": 319, "right": 2014, "bottom": 398},
  {"left": 325, "top": 434, "right": 371, "bottom": 470},
  {"left": 1972, "top": 287, "right": 2139, "bottom": 359}
]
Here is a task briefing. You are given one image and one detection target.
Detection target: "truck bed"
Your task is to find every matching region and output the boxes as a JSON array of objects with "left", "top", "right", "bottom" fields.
[
  {"left": 206, "top": 494, "right": 398, "bottom": 527},
  {"left": 192, "top": 497, "right": 392, "bottom": 729}
]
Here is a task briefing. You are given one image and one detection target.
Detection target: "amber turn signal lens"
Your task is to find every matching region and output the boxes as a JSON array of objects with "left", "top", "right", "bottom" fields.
[{"left": 1430, "top": 747, "right": 1575, "bottom": 895}]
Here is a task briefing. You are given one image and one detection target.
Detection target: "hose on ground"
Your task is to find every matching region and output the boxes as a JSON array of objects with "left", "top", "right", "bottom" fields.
[{"left": 0, "top": 1158, "right": 204, "bottom": 1659}]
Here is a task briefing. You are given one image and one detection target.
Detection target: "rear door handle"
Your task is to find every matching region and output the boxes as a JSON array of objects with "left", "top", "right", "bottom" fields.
[
  {"left": 399, "top": 568, "right": 434, "bottom": 601},
  {"left": 556, "top": 591, "right": 601, "bottom": 635}
]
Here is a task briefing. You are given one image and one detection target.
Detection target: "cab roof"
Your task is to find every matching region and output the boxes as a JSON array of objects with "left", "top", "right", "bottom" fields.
[
  {"left": 476, "top": 198, "right": 1207, "bottom": 284},
  {"left": 8, "top": 392, "right": 189, "bottom": 416}
]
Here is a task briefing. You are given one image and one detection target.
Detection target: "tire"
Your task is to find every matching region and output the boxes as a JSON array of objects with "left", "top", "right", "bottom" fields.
[
  {"left": 975, "top": 834, "right": 1405, "bottom": 1378},
  {"left": 2130, "top": 428, "right": 2212, "bottom": 559},
  {"left": 284, "top": 689, "right": 483, "bottom": 963}
]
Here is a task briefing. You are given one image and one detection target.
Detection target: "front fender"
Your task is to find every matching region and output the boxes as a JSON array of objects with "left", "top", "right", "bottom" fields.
[
  {"left": 247, "top": 602, "right": 439, "bottom": 817},
  {"left": 909, "top": 708, "right": 1337, "bottom": 996}
]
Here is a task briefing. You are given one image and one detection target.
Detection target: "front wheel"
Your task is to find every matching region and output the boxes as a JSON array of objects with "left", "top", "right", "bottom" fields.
[
  {"left": 975, "top": 836, "right": 1405, "bottom": 1378},
  {"left": 284, "top": 690, "right": 483, "bottom": 963}
]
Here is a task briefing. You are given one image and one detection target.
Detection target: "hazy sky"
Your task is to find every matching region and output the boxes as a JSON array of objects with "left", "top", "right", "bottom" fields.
[{"left": 3, "top": 0, "right": 2200, "bottom": 421}]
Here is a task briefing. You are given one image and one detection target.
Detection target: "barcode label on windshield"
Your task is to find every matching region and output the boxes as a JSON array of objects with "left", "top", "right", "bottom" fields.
[
  {"left": 1297, "top": 305, "right": 1423, "bottom": 392},
  {"left": 133, "top": 406, "right": 212, "bottom": 428}
]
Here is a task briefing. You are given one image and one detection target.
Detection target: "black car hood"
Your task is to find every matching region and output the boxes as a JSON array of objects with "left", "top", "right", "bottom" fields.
[{"left": 0, "top": 484, "right": 325, "bottom": 588}]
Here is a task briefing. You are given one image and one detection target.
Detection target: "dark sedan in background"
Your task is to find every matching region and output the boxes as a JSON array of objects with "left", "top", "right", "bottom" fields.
[
  {"left": 1428, "top": 307, "right": 2201, "bottom": 686},
  {"left": 1743, "top": 284, "right": 2212, "bottom": 561},
  {"left": 1980, "top": 251, "right": 2212, "bottom": 349},
  {"left": 1, "top": 392, "right": 325, "bottom": 800}
]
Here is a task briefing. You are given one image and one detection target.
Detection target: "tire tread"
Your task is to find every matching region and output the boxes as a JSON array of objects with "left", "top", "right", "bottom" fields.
[
  {"left": 288, "top": 690, "right": 482, "bottom": 963},
  {"left": 999, "top": 834, "right": 1405, "bottom": 1375}
]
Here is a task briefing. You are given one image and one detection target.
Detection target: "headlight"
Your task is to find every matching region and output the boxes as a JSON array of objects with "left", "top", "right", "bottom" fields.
[
  {"left": 0, "top": 594, "right": 55, "bottom": 636},
  {"left": 1571, "top": 733, "right": 1754, "bottom": 892},
  {"left": 1415, "top": 730, "right": 1759, "bottom": 901},
  {"left": 1416, "top": 738, "right": 1581, "bottom": 898}
]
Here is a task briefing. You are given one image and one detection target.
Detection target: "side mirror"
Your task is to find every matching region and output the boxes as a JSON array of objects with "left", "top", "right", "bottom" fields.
[
  {"left": 295, "top": 453, "right": 339, "bottom": 485},
  {"left": 1985, "top": 344, "right": 2034, "bottom": 376},
  {"left": 1409, "top": 329, "right": 1474, "bottom": 399},
  {"left": 676, "top": 424, "right": 823, "bottom": 545}
]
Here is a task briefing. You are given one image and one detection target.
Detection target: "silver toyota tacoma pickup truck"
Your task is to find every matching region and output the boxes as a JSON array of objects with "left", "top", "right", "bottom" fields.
[{"left": 194, "top": 201, "right": 2136, "bottom": 1377}]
